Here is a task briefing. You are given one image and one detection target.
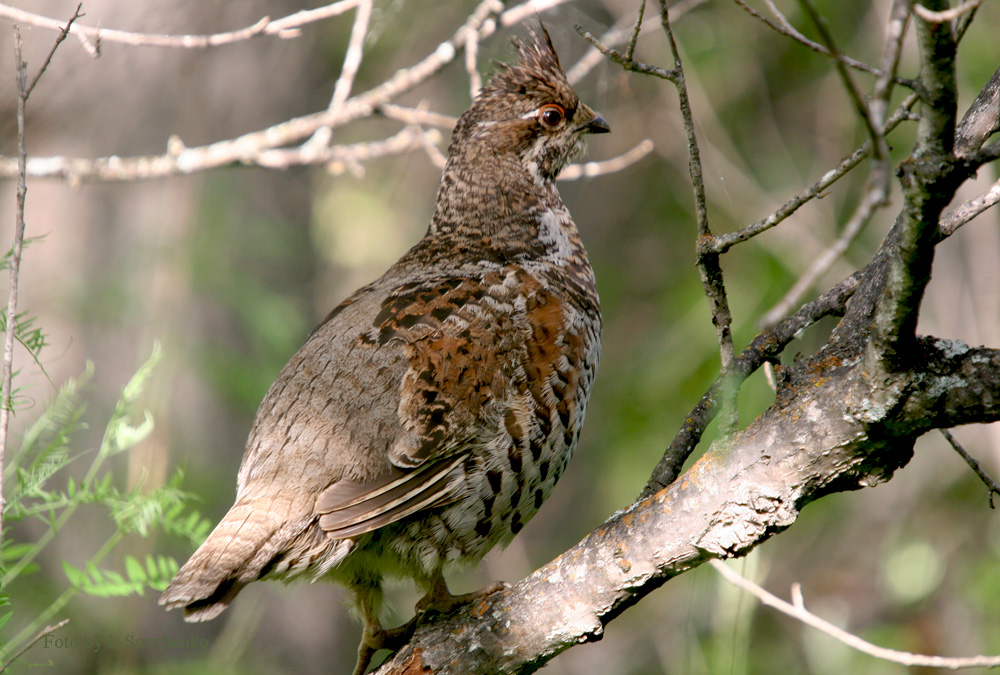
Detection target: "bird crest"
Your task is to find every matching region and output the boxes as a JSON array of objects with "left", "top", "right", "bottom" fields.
[{"left": 485, "top": 25, "right": 570, "bottom": 100}]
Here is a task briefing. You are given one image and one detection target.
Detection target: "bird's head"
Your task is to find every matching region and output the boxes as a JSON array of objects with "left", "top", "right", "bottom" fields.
[{"left": 448, "top": 25, "right": 610, "bottom": 182}]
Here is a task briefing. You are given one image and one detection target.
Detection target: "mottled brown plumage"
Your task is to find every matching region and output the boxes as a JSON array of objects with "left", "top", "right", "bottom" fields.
[{"left": 160, "top": 25, "right": 608, "bottom": 674}]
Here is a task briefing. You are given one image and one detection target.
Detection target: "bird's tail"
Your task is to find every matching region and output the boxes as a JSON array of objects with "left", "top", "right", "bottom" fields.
[{"left": 159, "top": 498, "right": 295, "bottom": 622}]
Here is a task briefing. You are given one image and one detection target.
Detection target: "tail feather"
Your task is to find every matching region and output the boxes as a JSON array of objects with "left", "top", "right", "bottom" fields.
[{"left": 159, "top": 498, "right": 303, "bottom": 622}]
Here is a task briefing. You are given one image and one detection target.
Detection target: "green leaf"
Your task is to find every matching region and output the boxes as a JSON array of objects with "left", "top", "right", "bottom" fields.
[
  {"left": 61, "top": 560, "right": 87, "bottom": 587},
  {"left": 124, "top": 556, "right": 146, "bottom": 584}
]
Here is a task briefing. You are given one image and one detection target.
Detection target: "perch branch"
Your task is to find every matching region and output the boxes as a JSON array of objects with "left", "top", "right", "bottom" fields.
[{"left": 374, "top": 338, "right": 1000, "bottom": 673}]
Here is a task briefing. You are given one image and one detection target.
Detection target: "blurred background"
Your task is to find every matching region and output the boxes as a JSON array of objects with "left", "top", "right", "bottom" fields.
[{"left": 0, "top": 0, "right": 999, "bottom": 673}]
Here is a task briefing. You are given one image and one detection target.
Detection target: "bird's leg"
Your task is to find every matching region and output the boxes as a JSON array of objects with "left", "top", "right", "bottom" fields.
[
  {"left": 415, "top": 567, "right": 508, "bottom": 616},
  {"left": 352, "top": 584, "right": 417, "bottom": 675}
]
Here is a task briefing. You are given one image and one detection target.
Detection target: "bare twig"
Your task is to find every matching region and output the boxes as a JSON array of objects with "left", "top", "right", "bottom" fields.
[
  {"left": 576, "top": 25, "right": 676, "bottom": 80},
  {"left": 568, "top": 1, "right": 721, "bottom": 86},
  {"left": 377, "top": 103, "right": 457, "bottom": 129},
  {"left": 938, "top": 176, "right": 1000, "bottom": 237},
  {"left": 25, "top": 4, "right": 83, "bottom": 97},
  {"left": 941, "top": 429, "right": 1000, "bottom": 508},
  {"left": 710, "top": 560, "right": 1000, "bottom": 670},
  {"left": 255, "top": 127, "right": 444, "bottom": 175},
  {"left": 653, "top": 2, "right": 738, "bottom": 436},
  {"left": 559, "top": 139, "right": 654, "bottom": 180},
  {"left": 761, "top": 190, "right": 881, "bottom": 328},
  {"left": 625, "top": 0, "right": 647, "bottom": 62},
  {"left": 733, "top": 0, "right": 916, "bottom": 88},
  {"left": 583, "top": 1, "right": 739, "bottom": 431},
  {"left": 797, "top": 0, "right": 889, "bottom": 186},
  {"left": 0, "top": 0, "right": 362, "bottom": 53},
  {"left": 709, "top": 93, "right": 919, "bottom": 256},
  {"left": 913, "top": 0, "right": 981, "bottom": 23},
  {"left": 306, "top": 0, "right": 375, "bottom": 153},
  {"left": 0, "top": 0, "right": 568, "bottom": 184},
  {"left": 870, "top": 0, "right": 912, "bottom": 141},
  {"left": 2, "top": 24, "right": 28, "bottom": 558},
  {"left": 0, "top": 618, "right": 70, "bottom": 672}
]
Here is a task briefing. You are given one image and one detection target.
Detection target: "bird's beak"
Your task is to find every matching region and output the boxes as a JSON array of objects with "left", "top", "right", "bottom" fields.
[{"left": 582, "top": 114, "right": 611, "bottom": 135}]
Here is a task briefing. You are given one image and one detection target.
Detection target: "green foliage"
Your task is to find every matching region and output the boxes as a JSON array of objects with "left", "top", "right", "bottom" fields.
[
  {"left": 0, "top": 240, "right": 48, "bottom": 377},
  {"left": 0, "top": 345, "right": 213, "bottom": 668},
  {"left": 61, "top": 555, "right": 179, "bottom": 598}
]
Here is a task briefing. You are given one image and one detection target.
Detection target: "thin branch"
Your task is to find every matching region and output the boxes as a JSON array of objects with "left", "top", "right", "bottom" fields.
[
  {"left": 654, "top": 2, "right": 738, "bottom": 439},
  {"left": 732, "top": 0, "right": 916, "bottom": 89},
  {"left": 1, "top": 24, "right": 27, "bottom": 558},
  {"left": 584, "top": 1, "right": 740, "bottom": 432},
  {"left": 575, "top": 26, "right": 677, "bottom": 81},
  {"left": 0, "top": 618, "right": 70, "bottom": 672},
  {"left": 1, "top": 19, "right": 86, "bottom": 521},
  {"left": 941, "top": 429, "right": 1000, "bottom": 508},
  {"left": 25, "top": 4, "right": 83, "bottom": 98},
  {"left": 567, "top": 0, "right": 716, "bottom": 86},
  {"left": 760, "top": 191, "right": 880, "bottom": 329},
  {"left": 0, "top": 0, "right": 362, "bottom": 53},
  {"left": 625, "top": 0, "right": 647, "bottom": 62},
  {"left": 303, "top": 0, "right": 374, "bottom": 154},
  {"left": 870, "top": 0, "right": 913, "bottom": 140},
  {"left": 710, "top": 560, "right": 1000, "bottom": 670},
  {"left": 708, "top": 93, "right": 919, "bottom": 256},
  {"left": 797, "top": 0, "right": 889, "bottom": 192},
  {"left": 559, "top": 139, "right": 654, "bottom": 180},
  {"left": 254, "top": 127, "right": 444, "bottom": 175},
  {"left": 937, "top": 176, "right": 1000, "bottom": 237},
  {"left": 913, "top": 0, "right": 981, "bottom": 23},
  {"left": 377, "top": 103, "right": 457, "bottom": 130},
  {"left": 643, "top": 269, "right": 863, "bottom": 495},
  {"left": 0, "top": 0, "right": 568, "bottom": 184}
]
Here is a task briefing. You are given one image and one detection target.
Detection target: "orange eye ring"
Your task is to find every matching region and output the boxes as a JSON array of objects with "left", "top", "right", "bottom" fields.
[{"left": 537, "top": 103, "right": 565, "bottom": 128}]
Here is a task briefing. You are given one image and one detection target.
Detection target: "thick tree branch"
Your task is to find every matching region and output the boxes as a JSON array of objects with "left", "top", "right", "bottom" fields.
[
  {"left": 375, "top": 338, "right": 1000, "bottom": 674},
  {"left": 955, "top": 64, "right": 1000, "bottom": 158},
  {"left": 866, "top": 0, "right": 962, "bottom": 372}
]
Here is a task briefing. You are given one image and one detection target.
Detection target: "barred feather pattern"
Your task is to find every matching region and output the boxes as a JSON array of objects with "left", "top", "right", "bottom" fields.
[{"left": 160, "top": 25, "right": 608, "bottom": 645}]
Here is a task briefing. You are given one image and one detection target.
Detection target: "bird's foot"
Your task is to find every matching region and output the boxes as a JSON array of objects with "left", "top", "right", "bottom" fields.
[
  {"left": 415, "top": 578, "right": 510, "bottom": 616},
  {"left": 352, "top": 617, "right": 418, "bottom": 675}
]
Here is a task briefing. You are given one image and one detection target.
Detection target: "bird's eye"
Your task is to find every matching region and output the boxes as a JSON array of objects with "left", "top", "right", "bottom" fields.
[{"left": 537, "top": 103, "right": 565, "bottom": 128}]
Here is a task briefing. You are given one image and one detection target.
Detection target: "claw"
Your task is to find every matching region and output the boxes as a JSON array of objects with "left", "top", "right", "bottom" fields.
[{"left": 352, "top": 616, "right": 418, "bottom": 675}]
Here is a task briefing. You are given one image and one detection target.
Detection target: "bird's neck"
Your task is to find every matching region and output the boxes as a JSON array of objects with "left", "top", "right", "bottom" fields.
[{"left": 423, "top": 153, "right": 583, "bottom": 264}]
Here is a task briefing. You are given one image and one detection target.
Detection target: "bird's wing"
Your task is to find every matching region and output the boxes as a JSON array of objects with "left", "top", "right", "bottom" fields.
[
  {"left": 316, "top": 454, "right": 467, "bottom": 538},
  {"left": 316, "top": 272, "right": 530, "bottom": 537}
]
